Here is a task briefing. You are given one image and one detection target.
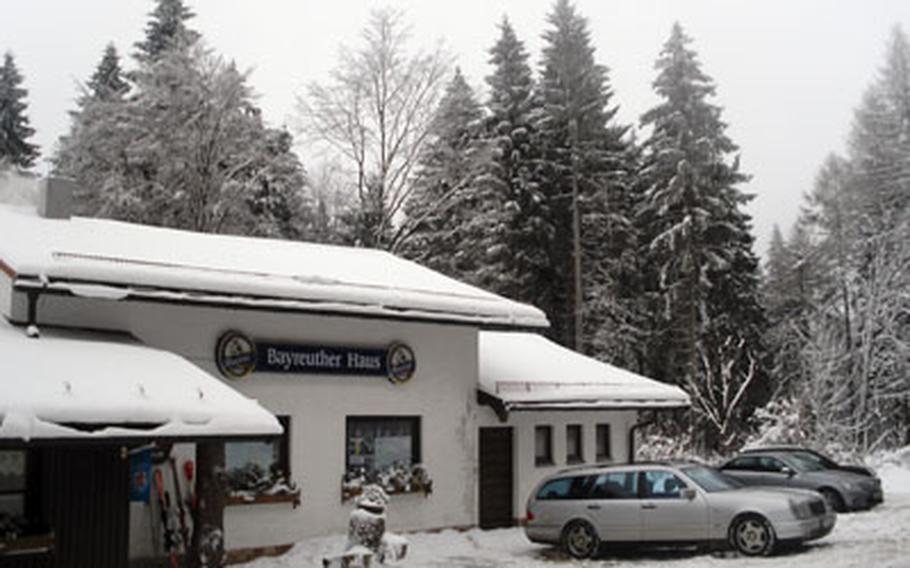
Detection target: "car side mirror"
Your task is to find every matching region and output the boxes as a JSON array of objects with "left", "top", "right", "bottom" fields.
[
  {"left": 781, "top": 466, "right": 795, "bottom": 478},
  {"left": 681, "top": 488, "right": 697, "bottom": 500}
]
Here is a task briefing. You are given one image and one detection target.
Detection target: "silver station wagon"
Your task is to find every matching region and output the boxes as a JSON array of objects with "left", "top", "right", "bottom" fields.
[{"left": 524, "top": 462, "right": 835, "bottom": 559}]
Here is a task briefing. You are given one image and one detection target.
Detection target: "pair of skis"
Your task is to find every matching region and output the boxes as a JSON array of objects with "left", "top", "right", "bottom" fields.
[{"left": 153, "top": 456, "right": 195, "bottom": 567}]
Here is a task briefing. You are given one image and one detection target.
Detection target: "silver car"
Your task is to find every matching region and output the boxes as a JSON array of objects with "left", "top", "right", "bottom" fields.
[
  {"left": 524, "top": 462, "right": 835, "bottom": 559},
  {"left": 720, "top": 450, "right": 881, "bottom": 511}
]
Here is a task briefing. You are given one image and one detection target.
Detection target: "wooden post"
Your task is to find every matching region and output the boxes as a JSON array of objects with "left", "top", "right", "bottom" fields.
[
  {"left": 190, "top": 441, "right": 227, "bottom": 568},
  {"left": 570, "top": 117, "right": 583, "bottom": 351}
]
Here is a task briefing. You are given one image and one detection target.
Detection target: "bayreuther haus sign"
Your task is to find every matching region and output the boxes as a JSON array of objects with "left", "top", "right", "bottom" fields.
[{"left": 215, "top": 331, "right": 416, "bottom": 385}]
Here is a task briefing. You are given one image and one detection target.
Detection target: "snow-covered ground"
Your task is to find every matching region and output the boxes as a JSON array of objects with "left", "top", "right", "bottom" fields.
[{"left": 241, "top": 454, "right": 910, "bottom": 568}]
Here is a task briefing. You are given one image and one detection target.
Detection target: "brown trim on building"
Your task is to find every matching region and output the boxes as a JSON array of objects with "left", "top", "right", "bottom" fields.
[
  {"left": 225, "top": 544, "right": 294, "bottom": 565},
  {"left": 225, "top": 491, "right": 301, "bottom": 507},
  {"left": 0, "top": 257, "right": 16, "bottom": 278}
]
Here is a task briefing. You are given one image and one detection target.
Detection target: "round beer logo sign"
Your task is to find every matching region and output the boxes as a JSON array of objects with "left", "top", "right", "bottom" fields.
[
  {"left": 386, "top": 343, "right": 416, "bottom": 384},
  {"left": 215, "top": 331, "right": 257, "bottom": 380}
]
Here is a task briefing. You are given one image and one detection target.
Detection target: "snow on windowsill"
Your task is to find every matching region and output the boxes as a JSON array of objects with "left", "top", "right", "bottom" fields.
[{"left": 227, "top": 488, "right": 301, "bottom": 508}]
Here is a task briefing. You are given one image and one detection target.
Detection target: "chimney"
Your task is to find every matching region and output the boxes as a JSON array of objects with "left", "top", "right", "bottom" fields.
[{"left": 38, "top": 177, "right": 74, "bottom": 220}]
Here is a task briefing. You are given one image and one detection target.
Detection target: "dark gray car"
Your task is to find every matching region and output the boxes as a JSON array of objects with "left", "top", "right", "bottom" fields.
[{"left": 720, "top": 450, "right": 881, "bottom": 512}]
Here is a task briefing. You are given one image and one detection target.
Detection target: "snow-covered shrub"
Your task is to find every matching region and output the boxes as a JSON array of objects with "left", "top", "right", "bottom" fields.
[
  {"left": 226, "top": 462, "right": 299, "bottom": 502},
  {"left": 342, "top": 464, "right": 432, "bottom": 502},
  {"left": 744, "top": 397, "right": 811, "bottom": 448},
  {"left": 635, "top": 428, "right": 715, "bottom": 463}
]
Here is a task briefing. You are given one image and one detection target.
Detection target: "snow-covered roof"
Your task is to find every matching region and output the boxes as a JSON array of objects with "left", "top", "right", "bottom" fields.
[
  {"left": 0, "top": 204, "right": 548, "bottom": 328},
  {"left": 478, "top": 331, "right": 690, "bottom": 411},
  {"left": 0, "top": 317, "right": 281, "bottom": 442}
]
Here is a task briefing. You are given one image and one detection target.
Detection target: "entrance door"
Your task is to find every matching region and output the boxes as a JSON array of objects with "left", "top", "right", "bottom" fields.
[
  {"left": 479, "top": 427, "right": 513, "bottom": 529},
  {"left": 41, "top": 446, "right": 130, "bottom": 568}
]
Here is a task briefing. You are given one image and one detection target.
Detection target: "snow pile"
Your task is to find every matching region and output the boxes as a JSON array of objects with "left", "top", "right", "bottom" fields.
[{"left": 870, "top": 446, "right": 910, "bottom": 495}]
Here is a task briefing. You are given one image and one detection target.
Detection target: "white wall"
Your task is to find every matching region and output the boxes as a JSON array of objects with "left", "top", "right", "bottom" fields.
[
  {"left": 476, "top": 407, "right": 638, "bottom": 522},
  {"left": 0, "top": 269, "right": 11, "bottom": 319},
  {"left": 32, "top": 294, "right": 480, "bottom": 552}
]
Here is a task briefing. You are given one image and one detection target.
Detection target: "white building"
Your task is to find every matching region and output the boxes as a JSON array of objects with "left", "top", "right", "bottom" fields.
[{"left": 0, "top": 179, "right": 687, "bottom": 566}]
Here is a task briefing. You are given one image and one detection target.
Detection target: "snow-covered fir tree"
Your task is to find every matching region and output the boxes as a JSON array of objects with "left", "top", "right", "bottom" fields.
[
  {"left": 398, "top": 68, "right": 489, "bottom": 279},
  {"left": 782, "top": 27, "right": 910, "bottom": 451},
  {"left": 55, "top": 40, "right": 314, "bottom": 239},
  {"left": 762, "top": 221, "right": 820, "bottom": 401},
  {"left": 475, "top": 17, "right": 554, "bottom": 312},
  {"left": 53, "top": 43, "right": 131, "bottom": 213},
  {"left": 535, "top": 0, "right": 639, "bottom": 361},
  {"left": 88, "top": 43, "right": 129, "bottom": 101},
  {"left": 0, "top": 53, "right": 40, "bottom": 170},
  {"left": 637, "top": 23, "right": 766, "bottom": 451},
  {"left": 135, "top": 0, "right": 200, "bottom": 62}
]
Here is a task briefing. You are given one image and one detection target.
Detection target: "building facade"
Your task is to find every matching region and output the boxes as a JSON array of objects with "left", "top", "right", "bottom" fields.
[{"left": 0, "top": 179, "right": 688, "bottom": 565}]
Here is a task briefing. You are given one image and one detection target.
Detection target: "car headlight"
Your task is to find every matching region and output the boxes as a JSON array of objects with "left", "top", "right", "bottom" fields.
[{"left": 789, "top": 497, "right": 812, "bottom": 520}]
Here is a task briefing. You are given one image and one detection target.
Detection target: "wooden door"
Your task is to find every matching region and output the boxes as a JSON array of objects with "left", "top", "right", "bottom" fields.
[
  {"left": 41, "top": 446, "right": 130, "bottom": 568},
  {"left": 478, "top": 427, "right": 514, "bottom": 529}
]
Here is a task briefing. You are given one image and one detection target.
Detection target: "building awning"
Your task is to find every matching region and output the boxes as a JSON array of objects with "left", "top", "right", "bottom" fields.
[
  {"left": 478, "top": 331, "right": 690, "bottom": 415},
  {"left": 0, "top": 319, "right": 281, "bottom": 442}
]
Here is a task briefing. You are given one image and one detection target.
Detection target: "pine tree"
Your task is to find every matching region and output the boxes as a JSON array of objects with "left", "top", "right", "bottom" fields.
[
  {"left": 135, "top": 0, "right": 200, "bottom": 62},
  {"left": 535, "top": 0, "right": 638, "bottom": 359},
  {"left": 398, "top": 68, "right": 487, "bottom": 277},
  {"left": 477, "top": 17, "right": 553, "bottom": 310},
  {"left": 88, "top": 43, "right": 129, "bottom": 101},
  {"left": 637, "top": 23, "right": 766, "bottom": 450},
  {"left": 849, "top": 26, "right": 910, "bottom": 232},
  {"left": 0, "top": 53, "right": 39, "bottom": 169}
]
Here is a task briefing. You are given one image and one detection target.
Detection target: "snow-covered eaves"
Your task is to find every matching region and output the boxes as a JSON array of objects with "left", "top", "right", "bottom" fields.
[
  {"left": 0, "top": 318, "right": 281, "bottom": 442},
  {"left": 0, "top": 205, "right": 548, "bottom": 328},
  {"left": 478, "top": 331, "right": 690, "bottom": 411}
]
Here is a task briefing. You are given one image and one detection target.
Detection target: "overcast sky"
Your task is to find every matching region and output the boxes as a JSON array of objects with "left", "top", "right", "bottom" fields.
[{"left": 6, "top": 0, "right": 910, "bottom": 256}]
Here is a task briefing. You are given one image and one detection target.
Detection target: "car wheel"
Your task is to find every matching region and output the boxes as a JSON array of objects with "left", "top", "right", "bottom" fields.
[
  {"left": 729, "top": 514, "right": 776, "bottom": 556},
  {"left": 562, "top": 520, "right": 599, "bottom": 559},
  {"left": 820, "top": 488, "right": 846, "bottom": 513}
]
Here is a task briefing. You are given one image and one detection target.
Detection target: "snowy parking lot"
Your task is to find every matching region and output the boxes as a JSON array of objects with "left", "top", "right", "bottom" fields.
[{"left": 242, "top": 464, "right": 910, "bottom": 568}]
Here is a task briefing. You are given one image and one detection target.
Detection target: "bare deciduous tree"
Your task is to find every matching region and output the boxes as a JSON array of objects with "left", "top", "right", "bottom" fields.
[
  {"left": 297, "top": 8, "right": 450, "bottom": 249},
  {"left": 686, "top": 337, "right": 757, "bottom": 451}
]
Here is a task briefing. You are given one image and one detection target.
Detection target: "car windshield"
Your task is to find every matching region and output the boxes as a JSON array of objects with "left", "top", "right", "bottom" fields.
[
  {"left": 681, "top": 466, "right": 742, "bottom": 492},
  {"left": 783, "top": 452, "right": 826, "bottom": 472}
]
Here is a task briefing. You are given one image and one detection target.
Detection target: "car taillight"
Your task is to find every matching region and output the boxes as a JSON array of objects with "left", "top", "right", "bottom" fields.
[{"left": 526, "top": 509, "right": 535, "bottom": 523}]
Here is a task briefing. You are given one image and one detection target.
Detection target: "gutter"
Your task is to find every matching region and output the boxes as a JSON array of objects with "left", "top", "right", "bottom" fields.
[
  {"left": 628, "top": 411, "right": 657, "bottom": 464},
  {"left": 12, "top": 275, "right": 548, "bottom": 330}
]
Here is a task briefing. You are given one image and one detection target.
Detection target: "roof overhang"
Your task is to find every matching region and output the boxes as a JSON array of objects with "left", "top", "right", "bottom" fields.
[
  {"left": 0, "top": 319, "right": 281, "bottom": 443},
  {"left": 0, "top": 204, "right": 549, "bottom": 329},
  {"left": 478, "top": 331, "right": 689, "bottom": 420}
]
